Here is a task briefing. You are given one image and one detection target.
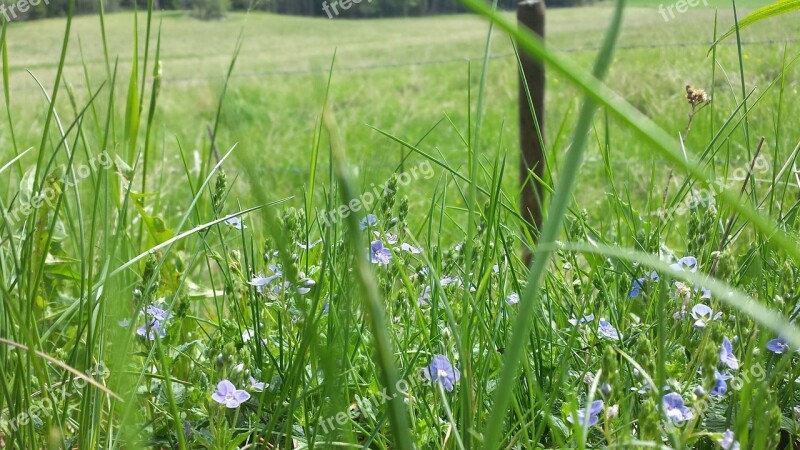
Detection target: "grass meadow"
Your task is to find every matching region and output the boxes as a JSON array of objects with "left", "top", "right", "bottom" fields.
[{"left": 1, "top": 0, "right": 800, "bottom": 448}]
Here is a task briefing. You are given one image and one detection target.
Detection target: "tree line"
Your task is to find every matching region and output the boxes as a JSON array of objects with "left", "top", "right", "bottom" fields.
[{"left": 3, "top": 0, "right": 592, "bottom": 22}]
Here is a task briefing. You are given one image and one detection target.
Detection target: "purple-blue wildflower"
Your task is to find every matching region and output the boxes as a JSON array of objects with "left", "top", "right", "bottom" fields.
[
  {"left": 211, "top": 380, "right": 250, "bottom": 408},
  {"left": 224, "top": 216, "right": 246, "bottom": 230},
  {"left": 248, "top": 265, "right": 283, "bottom": 292},
  {"left": 766, "top": 337, "right": 791, "bottom": 354},
  {"left": 710, "top": 369, "right": 732, "bottom": 397},
  {"left": 423, "top": 355, "right": 460, "bottom": 392},
  {"left": 670, "top": 256, "right": 698, "bottom": 272},
  {"left": 359, "top": 214, "right": 378, "bottom": 230},
  {"left": 505, "top": 292, "right": 520, "bottom": 305},
  {"left": 720, "top": 337, "right": 739, "bottom": 370},
  {"left": 400, "top": 243, "right": 421, "bottom": 254},
  {"left": 720, "top": 430, "right": 741, "bottom": 450},
  {"left": 370, "top": 240, "right": 392, "bottom": 265},
  {"left": 568, "top": 314, "right": 595, "bottom": 326},
  {"left": 249, "top": 376, "right": 266, "bottom": 392},
  {"left": 598, "top": 319, "right": 620, "bottom": 340},
  {"left": 690, "top": 303, "right": 722, "bottom": 328},
  {"left": 567, "top": 400, "right": 604, "bottom": 427},
  {"left": 628, "top": 271, "right": 659, "bottom": 298},
  {"left": 662, "top": 392, "right": 693, "bottom": 422},
  {"left": 136, "top": 319, "right": 166, "bottom": 341}
]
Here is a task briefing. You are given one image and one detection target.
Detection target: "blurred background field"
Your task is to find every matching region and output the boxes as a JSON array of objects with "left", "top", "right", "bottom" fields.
[{"left": 2, "top": 4, "right": 799, "bottom": 237}]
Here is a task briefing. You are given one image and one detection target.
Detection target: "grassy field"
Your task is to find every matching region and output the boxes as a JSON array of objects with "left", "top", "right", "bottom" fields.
[
  {"left": 2, "top": 2, "right": 800, "bottom": 449},
  {"left": 2, "top": 5, "right": 799, "bottom": 230}
]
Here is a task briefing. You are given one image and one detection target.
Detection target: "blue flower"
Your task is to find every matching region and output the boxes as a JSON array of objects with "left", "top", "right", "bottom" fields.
[
  {"left": 146, "top": 305, "right": 172, "bottom": 322},
  {"left": 248, "top": 265, "right": 283, "bottom": 292},
  {"left": 766, "top": 337, "right": 791, "bottom": 354},
  {"left": 249, "top": 376, "right": 267, "bottom": 392},
  {"left": 670, "top": 256, "right": 698, "bottom": 272},
  {"left": 719, "top": 337, "right": 739, "bottom": 370},
  {"left": 211, "top": 380, "right": 250, "bottom": 408},
  {"left": 136, "top": 319, "right": 166, "bottom": 341},
  {"left": 359, "top": 214, "right": 378, "bottom": 230},
  {"left": 662, "top": 392, "right": 693, "bottom": 423},
  {"left": 400, "top": 243, "right": 421, "bottom": 254},
  {"left": 224, "top": 216, "right": 246, "bottom": 230},
  {"left": 418, "top": 286, "right": 432, "bottom": 306},
  {"left": 568, "top": 314, "right": 594, "bottom": 326},
  {"left": 567, "top": 399, "right": 604, "bottom": 427},
  {"left": 423, "top": 355, "right": 460, "bottom": 392},
  {"left": 628, "top": 271, "right": 659, "bottom": 298},
  {"left": 136, "top": 304, "right": 172, "bottom": 341},
  {"left": 440, "top": 275, "right": 459, "bottom": 287},
  {"left": 720, "top": 430, "right": 741, "bottom": 450},
  {"left": 598, "top": 319, "right": 620, "bottom": 340},
  {"left": 710, "top": 369, "right": 732, "bottom": 397},
  {"left": 505, "top": 292, "right": 520, "bottom": 305},
  {"left": 374, "top": 231, "right": 398, "bottom": 245},
  {"left": 370, "top": 240, "right": 392, "bottom": 265},
  {"left": 690, "top": 303, "right": 721, "bottom": 328}
]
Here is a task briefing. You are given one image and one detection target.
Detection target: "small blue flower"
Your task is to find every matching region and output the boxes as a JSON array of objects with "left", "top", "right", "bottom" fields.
[
  {"left": 690, "top": 303, "right": 722, "bottom": 328},
  {"left": 719, "top": 337, "right": 739, "bottom": 370},
  {"left": 136, "top": 319, "right": 166, "bottom": 341},
  {"left": 766, "top": 337, "right": 791, "bottom": 354},
  {"left": 423, "top": 355, "right": 460, "bottom": 392},
  {"left": 662, "top": 392, "right": 693, "bottom": 423},
  {"left": 505, "top": 292, "right": 520, "bottom": 305},
  {"left": 374, "top": 231, "right": 398, "bottom": 245},
  {"left": 248, "top": 265, "right": 283, "bottom": 292},
  {"left": 400, "top": 243, "right": 421, "bottom": 254},
  {"left": 670, "top": 256, "right": 698, "bottom": 272},
  {"left": 224, "top": 216, "right": 246, "bottom": 230},
  {"left": 440, "top": 275, "right": 459, "bottom": 287},
  {"left": 370, "top": 240, "right": 392, "bottom": 265},
  {"left": 567, "top": 399, "right": 604, "bottom": 427},
  {"left": 249, "top": 376, "right": 267, "bottom": 392},
  {"left": 568, "top": 314, "right": 594, "bottom": 326},
  {"left": 720, "top": 429, "right": 740, "bottom": 450},
  {"left": 418, "top": 286, "right": 432, "bottom": 306},
  {"left": 146, "top": 305, "right": 172, "bottom": 322},
  {"left": 211, "top": 380, "right": 250, "bottom": 408},
  {"left": 629, "top": 271, "right": 659, "bottom": 298},
  {"left": 598, "top": 319, "right": 620, "bottom": 340},
  {"left": 359, "top": 214, "right": 378, "bottom": 230},
  {"left": 710, "top": 369, "right": 732, "bottom": 397}
]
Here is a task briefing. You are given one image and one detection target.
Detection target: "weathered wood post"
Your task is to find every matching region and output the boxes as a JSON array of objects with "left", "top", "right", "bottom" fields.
[{"left": 518, "top": 0, "right": 546, "bottom": 264}]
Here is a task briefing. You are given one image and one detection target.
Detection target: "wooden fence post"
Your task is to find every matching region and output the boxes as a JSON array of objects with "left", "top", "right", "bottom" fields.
[{"left": 518, "top": 0, "right": 546, "bottom": 264}]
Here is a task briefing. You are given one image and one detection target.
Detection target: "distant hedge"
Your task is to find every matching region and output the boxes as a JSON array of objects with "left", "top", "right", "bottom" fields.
[{"left": 1, "top": 0, "right": 594, "bottom": 23}]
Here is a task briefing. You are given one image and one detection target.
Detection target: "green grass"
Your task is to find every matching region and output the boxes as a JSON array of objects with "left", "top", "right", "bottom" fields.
[
  {"left": 1, "top": 7, "right": 798, "bottom": 226},
  {"left": 2, "top": 2, "right": 800, "bottom": 449}
]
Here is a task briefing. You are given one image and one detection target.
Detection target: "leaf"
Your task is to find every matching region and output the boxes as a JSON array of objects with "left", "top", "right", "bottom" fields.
[
  {"left": 711, "top": 0, "right": 800, "bottom": 48},
  {"left": 130, "top": 192, "right": 175, "bottom": 244}
]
